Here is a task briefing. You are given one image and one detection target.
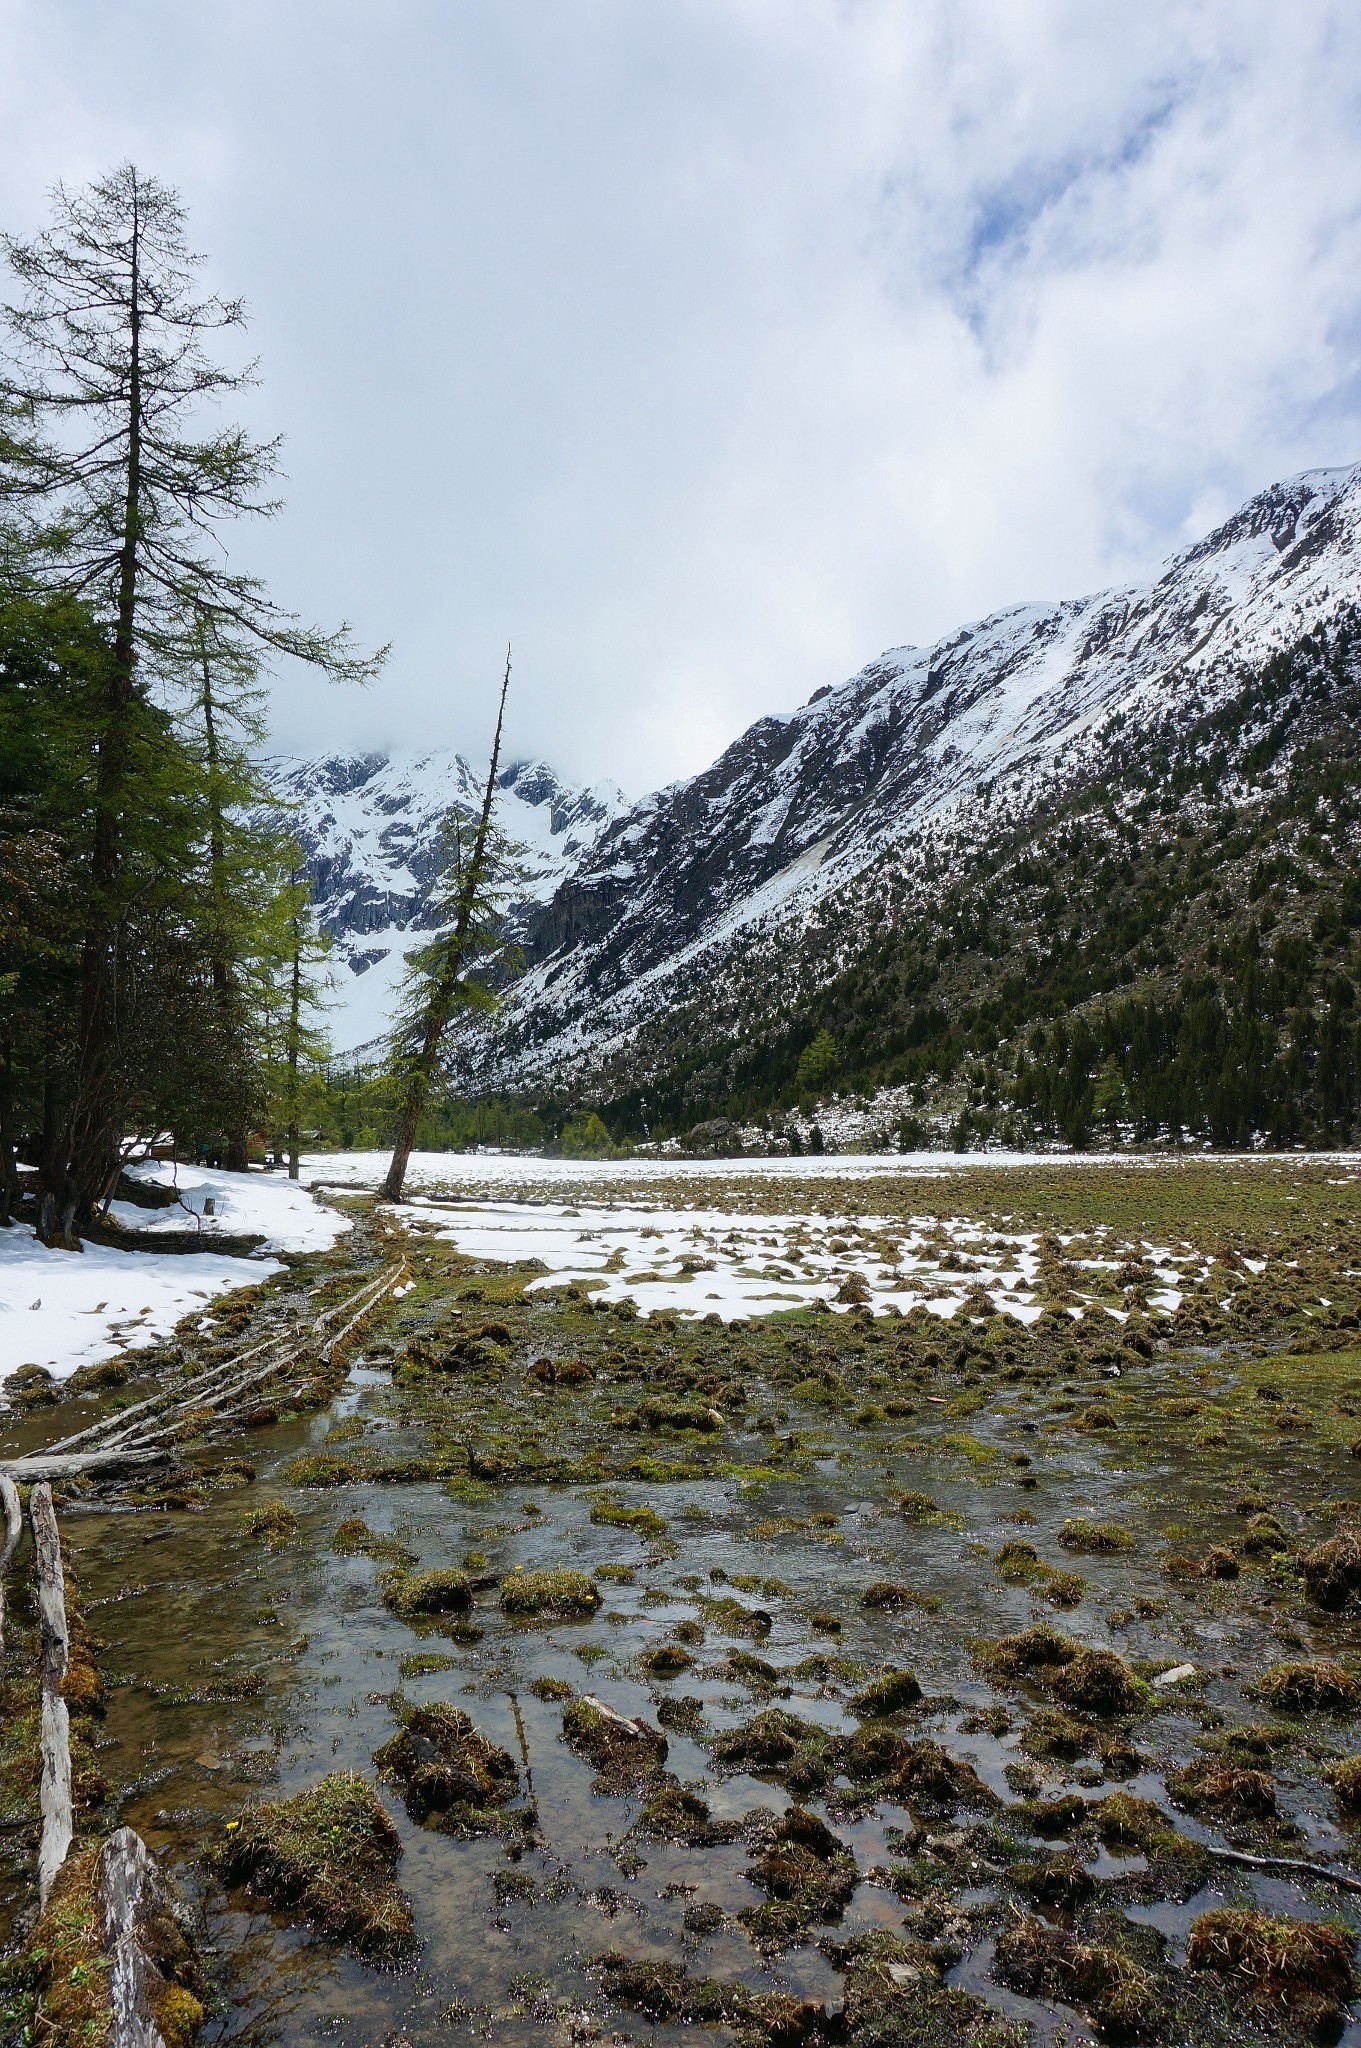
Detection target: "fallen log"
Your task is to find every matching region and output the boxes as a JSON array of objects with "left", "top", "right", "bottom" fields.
[
  {"left": 318, "top": 1261, "right": 408, "bottom": 1365},
  {"left": 1, "top": 1448, "right": 174, "bottom": 1485},
  {"left": 31, "top": 1482, "right": 73, "bottom": 1902},
  {"left": 44, "top": 1329, "right": 295, "bottom": 1456},
  {"left": 43, "top": 1265, "right": 399, "bottom": 1463},
  {"left": 98, "top": 1824, "right": 204, "bottom": 2048},
  {"left": 0, "top": 1471, "right": 20, "bottom": 1665}
]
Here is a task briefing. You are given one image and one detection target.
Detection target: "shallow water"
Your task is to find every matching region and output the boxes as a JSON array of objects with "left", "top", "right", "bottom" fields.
[
  {"left": 37, "top": 1333, "right": 1357, "bottom": 2044},
  {"left": 8, "top": 1156, "right": 1361, "bottom": 2045}
]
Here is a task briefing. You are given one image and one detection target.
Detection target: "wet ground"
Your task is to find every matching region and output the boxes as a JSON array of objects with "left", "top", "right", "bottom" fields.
[{"left": 5, "top": 1156, "right": 1361, "bottom": 2046}]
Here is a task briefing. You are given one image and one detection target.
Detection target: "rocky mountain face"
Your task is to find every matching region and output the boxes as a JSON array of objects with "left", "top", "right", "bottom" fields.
[
  {"left": 269, "top": 751, "right": 626, "bottom": 1054},
  {"left": 477, "top": 463, "right": 1361, "bottom": 1117},
  {"left": 277, "top": 462, "right": 1361, "bottom": 1145}
]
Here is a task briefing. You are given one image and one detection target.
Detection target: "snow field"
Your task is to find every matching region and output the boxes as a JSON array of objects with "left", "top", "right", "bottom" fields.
[
  {"left": 329, "top": 1151, "right": 1216, "bottom": 1325},
  {"left": 0, "top": 1164, "right": 350, "bottom": 1386}
]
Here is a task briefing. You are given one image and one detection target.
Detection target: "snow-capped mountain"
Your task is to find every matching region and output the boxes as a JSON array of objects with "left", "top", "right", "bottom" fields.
[
  {"left": 270, "top": 752, "right": 626, "bottom": 1053},
  {"left": 478, "top": 462, "right": 1361, "bottom": 1092},
  {"left": 275, "top": 462, "right": 1361, "bottom": 1100}
]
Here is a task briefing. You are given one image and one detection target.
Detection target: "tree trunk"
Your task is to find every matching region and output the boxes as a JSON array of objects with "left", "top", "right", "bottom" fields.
[
  {"left": 0, "top": 1030, "right": 19, "bottom": 1226},
  {"left": 200, "top": 635, "right": 250, "bottom": 1172},
  {"left": 287, "top": 916, "right": 302, "bottom": 1179},
  {"left": 381, "top": 650, "right": 510, "bottom": 1204},
  {"left": 49, "top": 177, "right": 144, "bottom": 1237}
]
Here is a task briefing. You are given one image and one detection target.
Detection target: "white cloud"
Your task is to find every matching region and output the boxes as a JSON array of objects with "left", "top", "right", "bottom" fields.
[{"left": 1, "top": 0, "right": 1359, "bottom": 792}]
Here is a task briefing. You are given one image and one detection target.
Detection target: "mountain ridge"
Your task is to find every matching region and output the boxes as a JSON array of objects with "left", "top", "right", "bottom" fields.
[
  {"left": 279, "top": 460, "right": 1361, "bottom": 1146},
  {"left": 478, "top": 460, "right": 1361, "bottom": 1096}
]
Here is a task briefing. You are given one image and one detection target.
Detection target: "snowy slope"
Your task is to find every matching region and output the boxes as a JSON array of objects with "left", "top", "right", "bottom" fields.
[
  {"left": 0, "top": 1165, "right": 349, "bottom": 1386},
  {"left": 267, "top": 752, "right": 627, "bottom": 1055},
  {"left": 478, "top": 462, "right": 1361, "bottom": 1086}
]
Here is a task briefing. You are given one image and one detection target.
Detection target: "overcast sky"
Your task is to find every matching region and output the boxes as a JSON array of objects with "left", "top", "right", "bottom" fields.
[{"left": 2, "top": 2, "right": 1360, "bottom": 795}]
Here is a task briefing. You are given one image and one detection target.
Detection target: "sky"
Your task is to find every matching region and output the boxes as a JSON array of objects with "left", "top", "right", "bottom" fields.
[{"left": 1, "top": 1, "right": 1360, "bottom": 796}]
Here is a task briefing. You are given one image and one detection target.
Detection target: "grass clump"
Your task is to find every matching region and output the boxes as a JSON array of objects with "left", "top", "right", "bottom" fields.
[
  {"left": 977, "top": 1626, "right": 1145, "bottom": 1715},
  {"left": 594, "top": 1953, "right": 745, "bottom": 2024},
  {"left": 992, "top": 1542, "right": 1085, "bottom": 1608},
  {"left": 1186, "top": 1907, "right": 1354, "bottom": 2037},
  {"left": 993, "top": 1914, "right": 1158, "bottom": 2041},
  {"left": 740, "top": 1805, "right": 858, "bottom": 1947},
  {"left": 1328, "top": 1756, "right": 1361, "bottom": 1815},
  {"left": 852, "top": 1667, "right": 923, "bottom": 1717},
  {"left": 640, "top": 1642, "right": 694, "bottom": 1677},
  {"left": 242, "top": 1499, "right": 298, "bottom": 1545},
  {"left": 212, "top": 1772, "right": 416, "bottom": 1961},
  {"left": 1165, "top": 1755, "right": 1277, "bottom": 1822},
  {"left": 1058, "top": 1518, "right": 1137, "bottom": 1554},
  {"left": 561, "top": 1695, "right": 667, "bottom": 1789},
  {"left": 710, "top": 1708, "right": 823, "bottom": 1772},
  {"left": 1257, "top": 1660, "right": 1361, "bottom": 1713},
  {"left": 500, "top": 1568, "right": 601, "bottom": 1617},
  {"left": 332, "top": 1517, "right": 416, "bottom": 1566},
  {"left": 281, "top": 1451, "right": 356, "bottom": 1488},
  {"left": 396, "top": 1652, "right": 459, "bottom": 1679},
  {"left": 381, "top": 1568, "right": 472, "bottom": 1620},
  {"left": 1301, "top": 1530, "right": 1361, "bottom": 1612},
  {"left": 589, "top": 1499, "right": 668, "bottom": 1536},
  {"left": 697, "top": 1594, "right": 772, "bottom": 1638},
  {"left": 373, "top": 1700, "right": 520, "bottom": 1834},
  {"left": 635, "top": 1781, "right": 739, "bottom": 1847}
]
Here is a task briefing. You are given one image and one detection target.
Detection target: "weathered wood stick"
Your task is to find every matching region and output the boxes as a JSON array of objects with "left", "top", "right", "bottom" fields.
[
  {"left": 0, "top": 1472, "right": 20, "bottom": 1666},
  {"left": 98, "top": 1824, "right": 187, "bottom": 2048},
  {"left": 1202, "top": 1842, "right": 1361, "bottom": 1894},
  {"left": 312, "top": 1262, "right": 403, "bottom": 1335},
  {"left": 1, "top": 1449, "right": 173, "bottom": 1484},
  {"left": 45, "top": 1333, "right": 293, "bottom": 1455},
  {"left": 319, "top": 1262, "right": 408, "bottom": 1364},
  {"left": 31, "top": 1483, "right": 74, "bottom": 1903}
]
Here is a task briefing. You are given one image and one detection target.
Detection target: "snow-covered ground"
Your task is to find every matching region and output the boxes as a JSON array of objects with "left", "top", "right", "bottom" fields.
[
  {"left": 301, "top": 1147, "right": 1166, "bottom": 1193},
  {"left": 300, "top": 1149, "right": 1238, "bottom": 1325},
  {"left": 0, "top": 1165, "right": 350, "bottom": 1387},
  {"left": 399, "top": 1192, "right": 1055, "bottom": 1322},
  {"left": 107, "top": 1162, "right": 350, "bottom": 1251}
]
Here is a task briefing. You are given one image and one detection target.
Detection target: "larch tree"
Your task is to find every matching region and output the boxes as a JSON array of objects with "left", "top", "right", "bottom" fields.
[
  {"left": 0, "top": 164, "right": 383, "bottom": 1238},
  {"left": 381, "top": 650, "right": 516, "bottom": 1203}
]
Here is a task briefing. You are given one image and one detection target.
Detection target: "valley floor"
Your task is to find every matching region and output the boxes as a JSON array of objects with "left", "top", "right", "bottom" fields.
[{"left": 4, "top": 1153, "right": 1361, "bottom": 2047}]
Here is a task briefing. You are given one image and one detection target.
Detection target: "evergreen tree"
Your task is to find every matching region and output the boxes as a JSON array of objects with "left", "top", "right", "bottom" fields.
[{"left": 0, "top": 165, "right": 383, "bottom": 1234}]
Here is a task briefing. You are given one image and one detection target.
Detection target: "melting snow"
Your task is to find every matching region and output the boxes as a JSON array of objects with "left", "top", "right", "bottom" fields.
[{"left": 0, "top": 1165, "right": 350, "bottom": 1385}]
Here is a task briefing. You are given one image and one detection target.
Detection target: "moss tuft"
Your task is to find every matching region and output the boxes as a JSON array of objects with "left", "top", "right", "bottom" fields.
[
  {"left": 212, "top": 1771, "right": 416, "bottom": 1961},
  {"left": 332, "top": 1517, "right": 416, "bottom": 1565},
  {"left": 851, "top": 1667, "right": 923, "bottom": 1717},
  {"left": 242, "top": 1499, "right": 298, "bottom": 1544},
  {"left": 373, "top": 1700, "right": 520, "bottom": 1834},
  {"left": 561, "top": 1695, "right": 667, "bottom": 1789},
  {"left": 1058, "top": 1518, "right": 1137, "bottom": 1553},
  {"left": 500, "top": 1568, "right": 601, "bottom": 1617},
  {"left": 381, "top": 1567, "right": 472, "bottom": 1620},
  {"left": 1186, "top": 1906, "right": 1354, "bottom": 2034},
  {"left": 1257, "top": 1660, "right": 1361, "bottom": 1712}
]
